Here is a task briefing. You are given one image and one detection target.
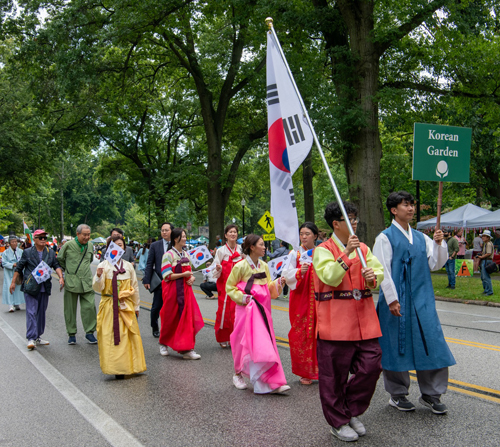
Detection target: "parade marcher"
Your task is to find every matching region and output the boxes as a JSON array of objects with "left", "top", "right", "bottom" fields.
[
  {"left": 200, "top": 260, "right": 217, "bottom": 300},
  {"left": 373, "top": 191, "right": 455, "bottom": 415},
  {"left": 57, "top": 224, "right": 97, "bottom": 345},
  {"left": 313, "top": 202, "right": 384, "bottom": 442},
  {"left": 443, "top": 229, "right": 459, "bottom": 290},
  {"left": 283, "top": 222, "right": 319, "bottom": 386},
  {"left": 143, "top": 222, "right": 173, "bottom": 337},
  {"left": 10, "top": 229, "right": 64, "bottom": 350},
  {"left": 101, "top": 228, "right": 136, "bottom": 267},
  {"left": 476, "top": 230, "right": 494, "bottom": 296},
  {"left": 2, "top": 236, "right": 25, "bottom": 312},
  {"left": 226, "top": 234, "right": 290, "bottom": 394},
  {"left": 137, "top": 239, "right": 151, "bottom": 274},
  {"left": 159, "top": 228, "right": 204, "bottom": 359},
  {"left": 212, "top": 224, "right": 243, "bottom": 348},
  {"left": 93, "top": 235, "right": 146, "bottom": 379}
]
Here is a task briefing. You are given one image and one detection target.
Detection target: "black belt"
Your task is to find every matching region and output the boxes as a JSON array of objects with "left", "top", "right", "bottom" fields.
[{"left": 315, "top": 289, "right": 372, "bottom": 301}]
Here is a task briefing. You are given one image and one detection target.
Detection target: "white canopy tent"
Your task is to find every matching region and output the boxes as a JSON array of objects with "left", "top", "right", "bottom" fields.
[
  {"left": 464, "top": 208, "right": 500, "bottom": 229},
  {"left": 416, "top": 203, "right": 491, "bottom": 230}
]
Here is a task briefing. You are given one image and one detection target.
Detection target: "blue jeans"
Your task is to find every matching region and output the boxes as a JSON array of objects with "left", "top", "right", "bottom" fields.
[
  {"left": 480, "top": 262, "right": 493, "bottom": 295},
  {"left": 445, "top": 259, "right": 456, "bottom": 287}
]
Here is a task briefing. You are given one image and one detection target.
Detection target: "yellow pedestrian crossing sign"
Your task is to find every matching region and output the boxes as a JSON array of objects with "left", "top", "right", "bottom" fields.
[{"left": 258, "top": 211, "right": 274, "bottom": 234}]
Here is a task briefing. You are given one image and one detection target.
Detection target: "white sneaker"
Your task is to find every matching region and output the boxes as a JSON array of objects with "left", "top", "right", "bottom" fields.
[
  {"left": 159, "top": 345, "right": 169, "bottom": 356},
  {"left": 232, "top": 374, "right": 248, "bottom": 390},
  {"left": 9, "top": 306, "right": 15, "bottom": 313},
  {"left": 270, "top": 385, "right": 291, "bottom": 394},
  {"left": 14, "top": 305, "right": 21, "bottom": 311},
  {"left": 36, "top": 338, "right": 50, "bottom": 346},
  {"left": 27, "top": 339, "right": 36, "bottom": 350},
  {"left": 349, "top": 417, "right": 366, "bottom": 436},
  {"left": 182, "top": 350, "right": 201, "bottom": 360},
  {"left": 330, "top": 424, "right": 359, "bottom": 442}
]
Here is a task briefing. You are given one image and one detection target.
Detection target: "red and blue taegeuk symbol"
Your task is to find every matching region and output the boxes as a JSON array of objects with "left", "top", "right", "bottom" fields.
[
  {"left": 110, "top": 250, "right": 118, "bottom": 259},
  {"left": 306, "top": 249, "right": 313, "bottom": 257},
  {"left": 196, "top": 252, "right": 204, "bottom": 261},
  {"left": 268, "top": 119, "right": 290, "bottom": 173},
  {"left": 36, "top": 269, "right": 44, "bottom": 276},
  {"left": 276, "top": 261, "right": 283, "bottom": 271}
]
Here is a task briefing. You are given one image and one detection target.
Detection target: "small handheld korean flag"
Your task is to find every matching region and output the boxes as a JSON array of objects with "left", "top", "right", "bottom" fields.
[
  {"left": 188, "top": 246, "right": 213, "bottom": 269},
  {"left": 268, "top": 254, "right": 291, "bottom": 281},
  {"left": 104, "top": 241, "right": 125, "bottom": 266},
  {"left": 32, "top": 260, "right": 52, "bottom": 284},
  {"left": 201, "top": 263, "right": 216, "bottom": 276},
  {"left": 299, "top": 248, "right": 314, "bottom": 264}
]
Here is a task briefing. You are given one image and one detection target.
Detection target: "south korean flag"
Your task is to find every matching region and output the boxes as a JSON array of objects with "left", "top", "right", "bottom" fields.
[
  {"left": 268, "top": 254, "right": 291, "bottom": 281},
  {"left": 188, "top": 245, "right": 213, "bottom": 269},
  {"left": 299, "top": 248, "right": 314, "bottom": 264},
  {"left": 104, "top": 241, "right": 125, "bottom": 266},
  {"left": 32, "top": 260, "right": 52, "bottom": 284}
]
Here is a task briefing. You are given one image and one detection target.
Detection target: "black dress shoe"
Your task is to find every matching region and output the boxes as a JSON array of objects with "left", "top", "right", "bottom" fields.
[{"left": 153, "top": 330, "right": 160, "bottom": 338}]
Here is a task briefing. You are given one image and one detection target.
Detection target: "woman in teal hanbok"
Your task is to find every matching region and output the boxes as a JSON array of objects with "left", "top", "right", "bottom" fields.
[{"left": 2, "top": 236, "right": 25, "bottom": 312}]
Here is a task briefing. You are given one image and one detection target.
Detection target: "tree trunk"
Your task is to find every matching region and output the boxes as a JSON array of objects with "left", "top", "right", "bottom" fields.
[
  {"left": 302, "top": 151, "right": 315, "bottom": 222},
  {"left": 336, "top": 0, "right": 385, "bottom": 246}
]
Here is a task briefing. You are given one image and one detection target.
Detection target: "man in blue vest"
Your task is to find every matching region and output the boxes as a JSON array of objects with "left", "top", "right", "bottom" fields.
[{"left": 373, "top": 191, "right": 456, "bottom": 415}]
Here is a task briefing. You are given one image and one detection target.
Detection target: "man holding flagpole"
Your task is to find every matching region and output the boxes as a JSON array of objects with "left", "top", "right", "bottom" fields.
[{"left": 313, "top": 202, "right": 384, "bottom": 441}]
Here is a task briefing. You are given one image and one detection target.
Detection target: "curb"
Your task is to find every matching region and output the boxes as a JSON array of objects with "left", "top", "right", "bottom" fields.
[{"left": 435, "top": 296, "right": 500, "bottom": 308}]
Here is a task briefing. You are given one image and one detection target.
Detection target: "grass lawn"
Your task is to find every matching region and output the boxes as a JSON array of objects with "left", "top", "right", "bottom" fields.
[{"left": 431, "top": 271, "right": 500, "bottom": 303}]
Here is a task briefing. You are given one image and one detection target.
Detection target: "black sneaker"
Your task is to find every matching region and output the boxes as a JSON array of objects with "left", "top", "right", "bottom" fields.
[
  {"left": 419, "top": 395, "right": 448, "bottom": 414},
  {"left": 389, "top": 396, "right": 416, "bottom": 411}
]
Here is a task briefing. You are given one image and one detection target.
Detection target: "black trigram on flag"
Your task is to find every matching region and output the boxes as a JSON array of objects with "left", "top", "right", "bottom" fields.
[
  {"left": 289, "top": 188, "right": 296, "bottom": 208},
  {"left": 267, "top": 84, "right": 279, "bottom": 106},
  {"left": 282, "top": 114, "right": 306, "bottom": 146}
]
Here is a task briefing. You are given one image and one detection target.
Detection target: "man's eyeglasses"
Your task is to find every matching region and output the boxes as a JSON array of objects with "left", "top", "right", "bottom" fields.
[
  {"left": 338, "top": 217, "right": 360, "bottom": 224},
  {"left": 36, "top": 236, "right": 48, "bottom": 240}
]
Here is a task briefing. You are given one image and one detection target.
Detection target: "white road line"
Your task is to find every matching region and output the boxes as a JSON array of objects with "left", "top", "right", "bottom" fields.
[
  {"left": 437, "top": 309, "right": 500, "bottom": 319},
  {"left": 0, "top": 316, "right": 144, "bottom": 447}
]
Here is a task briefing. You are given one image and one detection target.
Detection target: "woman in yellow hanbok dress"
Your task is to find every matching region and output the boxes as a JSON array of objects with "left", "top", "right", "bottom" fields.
[{"left": 93, "top": 235, "right": 146, "bottom": 379}]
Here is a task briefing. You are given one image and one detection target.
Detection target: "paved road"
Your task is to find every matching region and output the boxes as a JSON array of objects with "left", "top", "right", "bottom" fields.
[{"left": 1, "top": 263, "right": 499, "bottom": 447}]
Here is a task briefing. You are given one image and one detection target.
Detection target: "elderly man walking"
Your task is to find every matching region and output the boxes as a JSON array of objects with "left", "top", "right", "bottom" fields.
[
  {"left": 57, "top": 224, "right": 97, "bottom": 344},
  {"left": 10, "top": 229, "right": 64, "bottom": 350}
]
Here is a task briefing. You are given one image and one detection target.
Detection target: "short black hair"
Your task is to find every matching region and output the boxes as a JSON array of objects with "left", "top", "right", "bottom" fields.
[
  {"left": 110, "top": 227, "right": 124, "bottom": 236},
  {"left": 386, "top": 191, "right": 414, "bottom": 218},
  {"left": 280, "top": 241, "right": 289, "bottom": 249},
  {"left": 324, "top": 201, "right": 358, "bottom": 229}
]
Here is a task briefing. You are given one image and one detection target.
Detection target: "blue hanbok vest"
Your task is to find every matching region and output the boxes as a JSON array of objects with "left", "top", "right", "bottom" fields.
[{"left": 377, "top": 225, "right": 456, "bottom": 372}]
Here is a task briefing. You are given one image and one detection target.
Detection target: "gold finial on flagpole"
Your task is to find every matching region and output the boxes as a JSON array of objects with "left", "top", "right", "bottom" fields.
[{"left": 265, "top": 17, "right": 273, "bottom": 29}]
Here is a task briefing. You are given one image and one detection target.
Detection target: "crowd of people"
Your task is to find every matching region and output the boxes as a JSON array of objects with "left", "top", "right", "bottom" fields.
[{"left": 2, "top": 190, "right": 498, "bottom": 442}]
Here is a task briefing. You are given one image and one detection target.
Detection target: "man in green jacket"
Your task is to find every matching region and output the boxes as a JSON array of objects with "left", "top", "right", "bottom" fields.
[
  {"left": 57, "top": 224, "right": 97, "bottom": 345},
  {"left": 444, "top": 229, "right": 459, "bottom": 290}
]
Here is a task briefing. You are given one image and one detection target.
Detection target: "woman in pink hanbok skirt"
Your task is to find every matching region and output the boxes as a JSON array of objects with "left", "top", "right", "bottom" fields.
[{"left": 226, "top": 234, "right": 289, "bottom": 394}]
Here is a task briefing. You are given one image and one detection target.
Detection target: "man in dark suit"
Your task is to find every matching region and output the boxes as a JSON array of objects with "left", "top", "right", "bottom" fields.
[{"left": 143, "top": 222, "right": 173, "bottom": 337}]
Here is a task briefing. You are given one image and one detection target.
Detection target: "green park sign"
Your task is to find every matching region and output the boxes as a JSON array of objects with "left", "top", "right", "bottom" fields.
[{"left": 413, "top": 123, "right": 472, "bottom": 183}]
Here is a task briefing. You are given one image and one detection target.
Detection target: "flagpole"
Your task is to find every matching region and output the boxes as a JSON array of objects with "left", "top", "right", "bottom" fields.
[{"left": 266, "top": 18, "right": 367, "bottom": 268}]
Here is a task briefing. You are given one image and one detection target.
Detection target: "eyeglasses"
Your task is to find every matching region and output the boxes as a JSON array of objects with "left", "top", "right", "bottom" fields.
[
  {"left": 36, "top": 236, "right": 48, "bottom": 240},
  {"left": 338, "top": 217, "right": 359, "bottom": 224}
]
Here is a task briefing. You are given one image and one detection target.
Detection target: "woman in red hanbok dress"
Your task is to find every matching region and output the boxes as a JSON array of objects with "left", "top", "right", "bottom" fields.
[
  {"left": 283, "top": 222, "right": 319, "bottom": 385},
  {"left": 212, "top": 224, "right": 243, "bottom": 348},
  {"left": 226, "top": 234, "right": 289, "bottom": 394},
  {"left": 159, "top": 228, "right": 204, "bottom": 359}
]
